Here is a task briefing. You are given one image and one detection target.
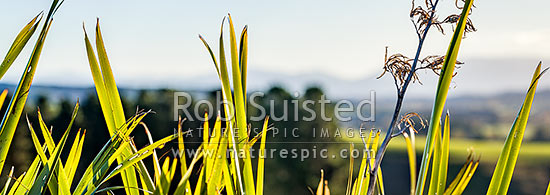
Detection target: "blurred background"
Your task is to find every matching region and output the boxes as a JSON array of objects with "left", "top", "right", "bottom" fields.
[{"left": 1, "top": 0, "right": 550, "bottom": 194}]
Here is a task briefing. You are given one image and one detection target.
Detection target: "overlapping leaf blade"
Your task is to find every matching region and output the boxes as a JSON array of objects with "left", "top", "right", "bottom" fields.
[
  {"left": 0, "top": 13, "right": 42, "bottom": 79},
  {"left": 199, "top": 14, "right": 265, "bottom": 195},
  {"left": 256, "top": 117, "right": 269, "bottom": 195},
  {"left": 415, "top": 0, "right": 474, "bottom": 193},
  {"left": 0, "top": 0, "right": 64, "bottom": 174},
  {"left": 487, "top": 63, "right": 546, "bottom": 195},
  {"left": 83, "top": 20, "right": 151, "bottom": 195}
]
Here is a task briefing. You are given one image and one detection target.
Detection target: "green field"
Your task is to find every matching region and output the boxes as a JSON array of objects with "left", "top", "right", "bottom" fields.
[{"left": 344, "top": 136, "right": 550, "bottom": 165}]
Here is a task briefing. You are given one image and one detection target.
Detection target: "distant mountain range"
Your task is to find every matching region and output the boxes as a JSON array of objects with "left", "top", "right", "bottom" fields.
[{"left": 1, "top": 57, "right": 548, "bottom": 101}]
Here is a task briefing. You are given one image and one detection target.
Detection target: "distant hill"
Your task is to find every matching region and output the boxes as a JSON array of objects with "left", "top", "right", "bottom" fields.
[{"left": 0, "top": 81, "right": 548, "bottom": 141}]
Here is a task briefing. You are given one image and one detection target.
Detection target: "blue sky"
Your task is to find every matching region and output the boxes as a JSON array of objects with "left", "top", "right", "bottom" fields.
[{"left": 1, "top": 0, "right": 549, "bottom": 97}]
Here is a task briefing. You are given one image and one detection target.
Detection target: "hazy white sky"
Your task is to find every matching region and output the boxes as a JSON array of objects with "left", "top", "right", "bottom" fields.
[{"left": 0, "top": 0, "right": 549, "bottom": 94}]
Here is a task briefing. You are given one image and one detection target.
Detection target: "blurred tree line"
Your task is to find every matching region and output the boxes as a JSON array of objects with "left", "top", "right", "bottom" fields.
[{"left": 0, "top": 86, "right": 347, "bottom": 194}]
